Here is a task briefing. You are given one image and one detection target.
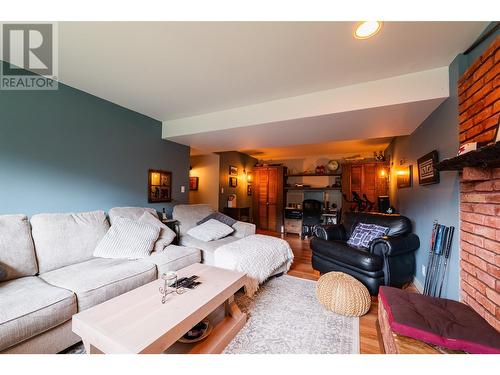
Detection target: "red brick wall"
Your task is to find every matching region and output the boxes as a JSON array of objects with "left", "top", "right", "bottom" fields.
[
  {"left": 457, "top": 36, "right": 500, "bottom": 331},
  {"left": 458, "top": 36, "right": 500, "bottom": 144}
]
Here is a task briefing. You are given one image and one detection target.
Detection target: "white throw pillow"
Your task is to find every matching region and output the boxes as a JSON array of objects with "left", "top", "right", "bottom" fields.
[
  {"left": 187, "top": 219, "right": 234, "bottom": 242},
  {"left": 138, "top": 212, "right": 176, "bottom": 252},
  {"left": 93, "top": 217, "right": 160, "bottom": 259}
]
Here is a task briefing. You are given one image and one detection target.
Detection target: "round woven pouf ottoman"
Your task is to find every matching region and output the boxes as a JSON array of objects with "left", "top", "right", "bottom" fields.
[{"left": 316, "top": 272, "right": 371, "bottom": 317}]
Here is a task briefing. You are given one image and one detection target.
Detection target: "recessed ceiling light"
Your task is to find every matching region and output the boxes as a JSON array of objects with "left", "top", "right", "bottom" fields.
[{"left": 354, "top": 21, "right": 382, "bottom": 40}]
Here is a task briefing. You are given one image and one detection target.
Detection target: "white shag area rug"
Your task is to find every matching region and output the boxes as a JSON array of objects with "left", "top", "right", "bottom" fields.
[
  {"left": 223, "top": 275, "right": 359, "bottom": 354},
  {"left": 62, "top": 275, "right": 359, "bottom": 354}
]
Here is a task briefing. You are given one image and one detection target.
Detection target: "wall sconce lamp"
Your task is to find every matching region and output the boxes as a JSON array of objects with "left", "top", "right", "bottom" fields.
[{"left": 246, "top": 171, "right": 253, "bottom": 183}]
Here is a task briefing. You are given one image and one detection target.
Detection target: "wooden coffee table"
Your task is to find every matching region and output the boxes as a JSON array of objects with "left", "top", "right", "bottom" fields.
[{"left": 72, "top": 263, "right": 247, "bottom": 354}]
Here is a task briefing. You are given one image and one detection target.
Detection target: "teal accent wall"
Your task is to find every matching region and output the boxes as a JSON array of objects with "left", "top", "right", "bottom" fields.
[
  {"left": 0, "top": 65, "right": 190, "bottom": 217},
  {"left": 385, "top": 24, "right": 499, "bottom": 300}
]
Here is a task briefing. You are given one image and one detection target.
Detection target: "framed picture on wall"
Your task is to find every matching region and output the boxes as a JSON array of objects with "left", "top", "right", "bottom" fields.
[
  {"left": 189, "top": 176, "right": 199, "bottom": 191},
  {"left": 229, "top": 165, "right": 238, "bottom": 176},
  {"left": 396, "top": 165, "right": 412, "bottom": 189},
  {"left": 229, "top": 177, "right": 238, "bottom": 187},
  {"left": 148, "top": 169, "right": 172, "bottom": 203},
  {"left": 247, "top": 184, "right": 252, "bottom": 196},
  {"left": 417, "top": 150, "right": 440, "bottom": 185}
]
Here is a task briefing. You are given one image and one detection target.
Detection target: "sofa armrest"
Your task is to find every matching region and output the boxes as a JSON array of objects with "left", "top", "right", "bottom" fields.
[
  {"left": 232, "top": 221, "right": 256, "bottom": 238},
  {"left": 370, "top": 233, "right": 420, "bottom": 257},
  {"left": 313, "top": 224, "right": 347, "bottom": 241}
]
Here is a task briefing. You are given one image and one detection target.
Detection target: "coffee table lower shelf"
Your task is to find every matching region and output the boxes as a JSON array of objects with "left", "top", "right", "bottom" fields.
[{"left": 165, "top": 300, "right": 245, "bottom": 354}]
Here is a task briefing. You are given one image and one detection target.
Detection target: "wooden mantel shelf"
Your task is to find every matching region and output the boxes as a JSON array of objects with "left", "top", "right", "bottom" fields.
[{"left": 435, "top": 142, "right": 500, "bottom": 171}]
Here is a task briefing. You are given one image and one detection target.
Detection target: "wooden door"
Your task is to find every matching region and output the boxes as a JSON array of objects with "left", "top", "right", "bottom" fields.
[
  {"left": 257, "top": 169, "right": 269, "bottom": 230},
  {"left": 362, "top": 163, "right": 377, "bottom": 204},
  {"left": 350, "top": 165, "right": 362, "bottom": 201},
  {"left": 345, "top": 162, "right": 389, "bottom": 212},
  {"left": 267, "top": 167, "right": 278, "bottom": 231},
  {"left": 252, "top": 166, "right": 284, "bottom": 231}
]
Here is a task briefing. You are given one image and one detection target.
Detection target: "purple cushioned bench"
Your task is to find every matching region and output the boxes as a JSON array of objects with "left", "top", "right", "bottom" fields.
[{"left": 379, "top": 286, "right": 500, "bottom": 354}]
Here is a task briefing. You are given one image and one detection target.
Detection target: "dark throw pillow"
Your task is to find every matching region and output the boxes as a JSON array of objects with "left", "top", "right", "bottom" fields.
[
  {"left": 347, "top": 223, "right": 390, "bottom": 249},
  {"left": 197, "top": 212, "right": 237, "bottom": 227},
  {"left": 360, "top": 224, "right": 390, "bottom": 248},
  {"left": 0, "top": 265, "right": 7, "bottom": 282},
  {"left": 347, "top": 223, "right": 373, "bottom": 248}
]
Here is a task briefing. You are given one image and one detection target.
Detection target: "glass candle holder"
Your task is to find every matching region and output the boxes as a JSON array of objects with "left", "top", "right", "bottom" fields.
[{"left": 159, "top": 271, "right": 177, "bottom": 304}]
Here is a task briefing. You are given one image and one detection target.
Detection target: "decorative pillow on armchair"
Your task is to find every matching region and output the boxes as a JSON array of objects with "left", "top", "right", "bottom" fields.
[
  {"left": 187, "top": 219, "right": 234, "bottom": 242},
  {"left": 94, "top": 217, "right": 160, "bottom": 259},
  {"left": 361, "top": 224, "right": 390, "bottom": 248},
  {"left": 347, "top": 223, "right": 389, "bottom": 249}
]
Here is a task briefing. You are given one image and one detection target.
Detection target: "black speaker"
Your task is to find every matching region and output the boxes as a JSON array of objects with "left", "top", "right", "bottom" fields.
[{"left": 378, "top": 195, "right": 390, "bottom": 213}]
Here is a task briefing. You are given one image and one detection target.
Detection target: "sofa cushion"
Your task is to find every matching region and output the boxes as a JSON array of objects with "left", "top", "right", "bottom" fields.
[
  {"left": 108, "top": 206, "right": 158, "bottom": 225},
  {"left": 187, "top": 219, "right": 234, "bottom": 242},
  {"left": 140, "top": 245, "right": 201, "bottom": 275},
  {"left": 172, "top": 204, "right": 215, "bottom": 236},
  {"left": 0, "top": 276, "right": 76, "bottom": 351},
  {"left": 40, "top": 257, "right": 156, "bottom": 311},
  {"left": 31, "top": 211, "right": 110, "bottom": 273},
  {"left": 197, "top": 212, "right": 237, "bottom": 227},
  {"left": 0, "top": 215, "right": 38, "bottom": 281},
  {"left": 93, "top": 217, "right": 160, "bottom": 260},
  {"left": 180, "top": 234, "right": 237, "bottom": 265},
  {"left": 138, "top": 212, "right": 176, "bottom": 252}
]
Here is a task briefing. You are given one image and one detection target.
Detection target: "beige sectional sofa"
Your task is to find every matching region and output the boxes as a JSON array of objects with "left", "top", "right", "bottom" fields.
[{"left": 0, "top": 208, "right": 201, "bottom": 354}]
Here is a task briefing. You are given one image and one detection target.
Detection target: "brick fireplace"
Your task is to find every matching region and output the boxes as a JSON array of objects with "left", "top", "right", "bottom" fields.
[{"left": 457, "top": 36, "right": 499, "bottom": 330}]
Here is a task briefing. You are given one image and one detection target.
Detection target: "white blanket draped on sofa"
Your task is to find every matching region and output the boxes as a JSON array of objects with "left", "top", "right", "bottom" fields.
[{"left": 214, "top": 234, "right": 294, "bottom": 297}]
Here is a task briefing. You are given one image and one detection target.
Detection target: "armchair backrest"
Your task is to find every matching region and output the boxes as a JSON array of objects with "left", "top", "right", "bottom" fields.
[{"left": 344, "top": 212, "right": 412, "bottom": 237}]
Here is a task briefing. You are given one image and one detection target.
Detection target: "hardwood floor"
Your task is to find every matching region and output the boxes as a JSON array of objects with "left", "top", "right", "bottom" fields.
[{"left": 257, "top": 229, "right": 383, "bottom": 354}]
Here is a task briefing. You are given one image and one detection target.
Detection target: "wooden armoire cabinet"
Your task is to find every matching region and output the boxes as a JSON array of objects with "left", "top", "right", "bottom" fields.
[
  {"left": 252, "top": 166, "right": 285, "bottom": 232},
  {"left": 341, "top": 162, "right": 389, "bottom": 212}
]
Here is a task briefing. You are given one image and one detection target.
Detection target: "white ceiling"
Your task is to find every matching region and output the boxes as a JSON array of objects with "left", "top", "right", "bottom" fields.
[
  {"left": 57, "top": 21, "right": 487, "bottom": 121},
  {"left": 52, "top": 22, "right": 488, "bottom": 158}
]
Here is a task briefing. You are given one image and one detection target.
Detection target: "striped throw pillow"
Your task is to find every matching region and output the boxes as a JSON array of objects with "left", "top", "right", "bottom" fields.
[
  {"left": 138, "top": 212, "right": 176, "bottom": 252},
  {"left": 93, "top": 217, "right": 160, "bottom": 259}
]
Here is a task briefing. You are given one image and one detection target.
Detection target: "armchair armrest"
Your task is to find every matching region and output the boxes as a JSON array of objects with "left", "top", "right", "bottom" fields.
[
  {"left": 313, "top": 224, "right": 347, "bottom": 241},
  {"left": 232, "top": 221, "right": 256, "bottom": 238},
  {"left": 370, "top": 233, "right": 420, "bottom": 257}
]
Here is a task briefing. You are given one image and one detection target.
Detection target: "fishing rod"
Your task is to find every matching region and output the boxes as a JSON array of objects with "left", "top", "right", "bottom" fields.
[
  {"left": 423, "top": 221, "right": 438, "bottom": 295},
  {"left": 437, "top": 226, "right": 455, "bottom": 298},
  {"left": 431, "top": 226, "right": 448, "bottom": 297}
]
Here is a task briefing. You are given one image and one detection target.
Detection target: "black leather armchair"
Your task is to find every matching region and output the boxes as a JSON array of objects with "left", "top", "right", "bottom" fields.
[{"left": 310, "top": 212, "right": 419, "bottom": 295}]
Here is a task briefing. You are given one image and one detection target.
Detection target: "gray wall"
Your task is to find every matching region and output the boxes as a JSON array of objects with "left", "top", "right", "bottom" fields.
[
  {"left": 385, "top": 24, "right": 499, "bottom": 300},
  {"left": 218, "top": 151, "right": 257, "bottom": 213},
  {"left": 0, "top": 71, "right": 190, "bottom": 217}
]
